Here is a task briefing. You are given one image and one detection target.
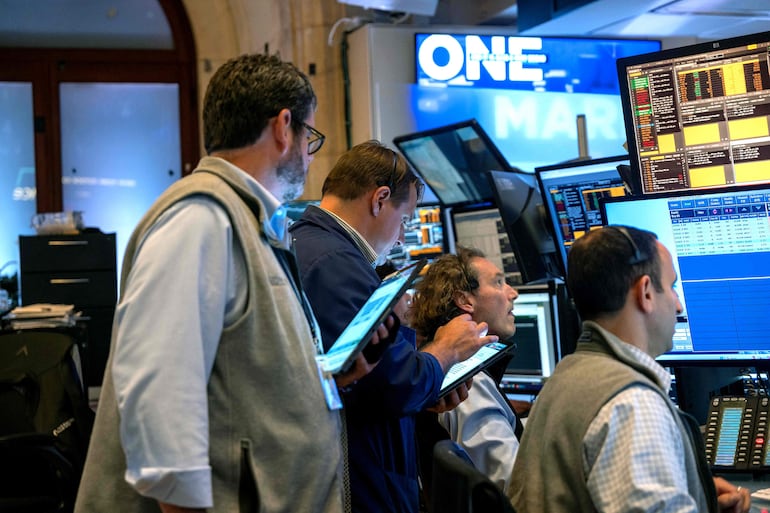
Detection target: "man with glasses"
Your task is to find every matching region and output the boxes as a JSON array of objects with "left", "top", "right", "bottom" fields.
[
  {"left": 507, "top": 226, "right": 750, "bottom": 513},
  {"left": 290, "top": 140, "right": 494, "bottom": 513},
  {"left": 75, "top": 53, "right": 375, "bottom": 513}
]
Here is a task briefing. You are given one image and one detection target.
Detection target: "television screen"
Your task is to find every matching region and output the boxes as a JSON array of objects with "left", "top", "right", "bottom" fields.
[
  {"left": 411, "top": 33, "right": 661, "bottom": 171},
  {"left": 601, "top": 183, "right": 770, "bottom": 365},
  {"left": 617, "top": 30, "right": 770, "bottom": 195},
  {"left": 394, "top": 119, "right": 515, "bottom": 208},
  {"left": 486, "top": 170, "right": 561, "bottom": 284},
  {"left": 535, "top": 155, "right": 629, "bottom": 278}
]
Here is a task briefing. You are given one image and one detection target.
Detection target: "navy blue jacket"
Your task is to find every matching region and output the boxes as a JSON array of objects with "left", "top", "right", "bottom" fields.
[{"left": 290, "top": 205, "right": 444, "bottom": 513}]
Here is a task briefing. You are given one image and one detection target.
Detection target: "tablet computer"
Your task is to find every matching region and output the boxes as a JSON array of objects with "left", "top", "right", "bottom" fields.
[
  {"left": 320, "top": 259, "right": 427, "bottom": 375},
  {"left": 438, "top": 340, "right": 515, "bottom": 398}
]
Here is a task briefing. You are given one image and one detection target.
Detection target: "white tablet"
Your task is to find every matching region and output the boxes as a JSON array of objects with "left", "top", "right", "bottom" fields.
[
  {"left": 320, "top": 259, "right": 427, "bottom": 375},
  {"left": 438, "top": 341, "right": 514, "bottom": 398}
]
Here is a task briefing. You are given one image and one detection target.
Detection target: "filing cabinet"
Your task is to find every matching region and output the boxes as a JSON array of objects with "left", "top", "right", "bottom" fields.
[{"left": 19, "top": 232, "right": 117, "bottom": 387}]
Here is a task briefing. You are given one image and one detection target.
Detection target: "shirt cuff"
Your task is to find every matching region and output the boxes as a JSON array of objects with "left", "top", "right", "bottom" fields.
[{"left": 126, "top": 465, "right": 213, "bottom": 508}]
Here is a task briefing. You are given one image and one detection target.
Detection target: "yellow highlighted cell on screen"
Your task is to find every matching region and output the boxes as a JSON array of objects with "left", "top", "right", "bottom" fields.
[
  {"left": 684, "top": 123, "right": 721, "bottom": 146},
  {"left": 658, "top": 133, "right": 676, "bottom": 154},
  {"left": 728, "top": 117, "right": 769, "bottom": 140},
  {"left": 689, "top": 166, "right": 726, "bottom": 188},
  {"left": 735, "top": 161, "right": 770, "bottom": 183}
]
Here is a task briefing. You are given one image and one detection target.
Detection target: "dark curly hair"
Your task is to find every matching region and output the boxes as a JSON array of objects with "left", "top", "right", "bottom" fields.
[{"left": 203, "top": 53, "right": 316, "bottom": 154}]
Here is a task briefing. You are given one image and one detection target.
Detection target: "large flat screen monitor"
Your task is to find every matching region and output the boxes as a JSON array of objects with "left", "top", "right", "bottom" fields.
[
  {"left": 617, "top": 31, "right": 770, "bottom": 195},
  {"left": 535, "top": 155, "right": 629, "bottom": 278},
  {"left": 486, "top": 170, "right": 561, "bottom": 284},
  {"left": 394, "top": 119, "right": 515, "bottom": 208},
  {"left": 601, "top": 183, "right": 770, "bottom": 365},
  {"left": 412, "top": 34, "right": 660, "bottom": 172}
]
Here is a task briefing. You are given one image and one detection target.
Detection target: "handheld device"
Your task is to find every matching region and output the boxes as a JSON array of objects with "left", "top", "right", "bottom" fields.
[
  {"left": 438, "top": 340, "right": 515, "bottom": 398},
  {"left": 320, "top": 259, "right": 426, "bottom": 375}
]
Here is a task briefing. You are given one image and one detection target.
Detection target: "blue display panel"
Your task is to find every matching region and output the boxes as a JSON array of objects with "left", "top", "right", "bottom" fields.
[
  {"left": 410, "top": 34, "right": 660, "bottom": 172},
  {"left": 602, "top": 184, "right": 770, "bottom": 364},
  {"left": 416, "top": 33, "right": 660, "bottom": 93}
]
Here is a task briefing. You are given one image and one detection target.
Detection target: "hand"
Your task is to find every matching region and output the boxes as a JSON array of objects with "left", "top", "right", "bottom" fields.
[
  {"left": 334, "top": 315, "right": 394, "bottom": 388},
  {"left": 714, "top": 477, "right": 750, "bottom": 513},
  {"left": 420, "top": 314, "right": 498, "bottom": 373},
  {"left": 159, "top": 502, "right": 206, "bottom": 513},
  {"left": 508, "top": 399, "right": 532, "bottom": 417},
  {"left": 426, "top": 378, "right": 473, "bottom": 413}
]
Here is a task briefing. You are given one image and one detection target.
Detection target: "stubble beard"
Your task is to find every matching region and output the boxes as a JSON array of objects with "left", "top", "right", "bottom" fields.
[{"left": 276, "top": 140, "right": 306, "bottom": 202}]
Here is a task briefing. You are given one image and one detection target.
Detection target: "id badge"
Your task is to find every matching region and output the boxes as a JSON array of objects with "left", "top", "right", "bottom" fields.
[{"left": 315, "top": 356, "right": 343, "bottom": 410}]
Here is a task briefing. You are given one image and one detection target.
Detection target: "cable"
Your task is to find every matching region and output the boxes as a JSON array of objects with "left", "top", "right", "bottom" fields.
[{"left": 327, "top": 16, "right": 367, "bottom": 46}]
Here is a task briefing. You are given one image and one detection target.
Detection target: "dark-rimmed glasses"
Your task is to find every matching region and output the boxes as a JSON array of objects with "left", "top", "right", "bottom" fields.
[{"left": 302, "top": 122, "right": 325, "bottom": 155}]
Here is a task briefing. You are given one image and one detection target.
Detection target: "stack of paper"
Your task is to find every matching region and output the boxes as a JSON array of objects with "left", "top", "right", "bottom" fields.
[{"left": 2, "top": 303, "right": 80, "bottom": 329}]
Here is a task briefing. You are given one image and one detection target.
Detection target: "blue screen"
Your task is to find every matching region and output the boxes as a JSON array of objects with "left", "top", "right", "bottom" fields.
[
  {"left": 416, "top": 34, "right": 660, "bottom": 93},
  {"left": 411, "top": 34, "right": 660, "bottom": 172},
  {"left": 602, "top": 185, "right": 770, "bottom": 363}
]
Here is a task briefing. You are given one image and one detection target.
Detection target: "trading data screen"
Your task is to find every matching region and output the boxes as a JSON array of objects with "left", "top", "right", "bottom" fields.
[
  {"left": 618, "top": 32, "right": 770, "bottom": 194},
  {"left": 602, "top": 184, "right": 770, "bottom": 363}
]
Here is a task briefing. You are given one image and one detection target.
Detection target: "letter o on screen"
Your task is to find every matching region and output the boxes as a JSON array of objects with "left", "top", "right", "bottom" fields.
[{"left": 418, "top": 34, "right": 464, "bottom": 82}]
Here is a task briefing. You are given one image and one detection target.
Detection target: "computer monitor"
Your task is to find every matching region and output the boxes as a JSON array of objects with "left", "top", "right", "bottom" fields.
[
  {"left": 393, "top": 119, "right": 516, "bottom": 208},
  {"left": 601, "top": 183, "right": 770, "bottom": 365},
  {"left": 450, "top": 206, "right": 519, "bottom": 284},
  {"left": 617, "top": 31, "right": 770, "bottom": 195},
  {"left": 535, "top": 155, "right": 630, "bottom": 278},
  {"left": 499, "top": 285, "right": 560, "bottom": 397},
  {"left": 486, "top": 170, "right": 561, "bottom": 284}
]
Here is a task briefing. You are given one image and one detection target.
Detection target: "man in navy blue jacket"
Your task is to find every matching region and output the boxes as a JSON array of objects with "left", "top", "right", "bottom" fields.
[{"left": 291, "top": 140, "right": 494, "bottom": 513}]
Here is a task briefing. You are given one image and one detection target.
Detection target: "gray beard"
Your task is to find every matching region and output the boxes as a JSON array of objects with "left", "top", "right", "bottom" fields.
[{"left": 276, "top": 143, "right": 305, "bottom": 202}]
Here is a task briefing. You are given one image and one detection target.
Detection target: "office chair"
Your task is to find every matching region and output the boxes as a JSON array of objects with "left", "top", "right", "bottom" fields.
[
  {"left": 0, "top": 433, "right": 78, "bottom": 512},
  {"left": 430, "top": 439, "right": 516, "bottom": 513}
]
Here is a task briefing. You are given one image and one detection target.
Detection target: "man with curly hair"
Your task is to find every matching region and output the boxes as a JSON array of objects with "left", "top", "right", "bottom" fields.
[{"left": 410, "top": 246, "right": 522, "bottom": 497}]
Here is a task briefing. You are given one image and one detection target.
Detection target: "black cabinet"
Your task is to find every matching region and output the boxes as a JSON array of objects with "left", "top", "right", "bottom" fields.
[{"left": 19, "top": 232, "right": 117, "bottom": 387}]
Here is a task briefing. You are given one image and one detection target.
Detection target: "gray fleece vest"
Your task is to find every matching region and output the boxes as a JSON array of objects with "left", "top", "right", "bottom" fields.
[
  {"left": 75, "top": 158, "right": 343, "bottom": 513},
  {"left": 508, "top": 322, "right": 717, "bottom": 513}
]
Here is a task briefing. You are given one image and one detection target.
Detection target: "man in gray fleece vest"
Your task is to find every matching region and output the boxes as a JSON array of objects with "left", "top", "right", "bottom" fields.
[
  {"left": 75, "top": 53, "right": 378, "bottom": 513},
  {"left": 508, "top": 225, "right": 750, "bottom": 513}
]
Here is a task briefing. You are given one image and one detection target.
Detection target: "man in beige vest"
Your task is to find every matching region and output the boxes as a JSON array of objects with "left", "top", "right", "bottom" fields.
[{"left": 75, "top": 53, "right": 377, "bottom": 513}]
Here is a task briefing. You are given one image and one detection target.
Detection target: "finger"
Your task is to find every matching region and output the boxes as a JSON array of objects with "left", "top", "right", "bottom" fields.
[{"left": 455, "top": 384, "right": 469, "bottom": 402}]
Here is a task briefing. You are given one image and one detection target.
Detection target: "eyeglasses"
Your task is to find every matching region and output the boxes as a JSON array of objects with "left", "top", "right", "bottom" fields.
[
  {"left": 301, "top": 122, "right": 325, "bottom": 155},
  {"left": 606, "top": 225, "right": 650, "bottom": 265}
]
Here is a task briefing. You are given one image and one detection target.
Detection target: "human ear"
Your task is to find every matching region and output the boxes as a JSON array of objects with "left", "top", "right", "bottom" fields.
[
  {"left": 370, "top": 186, "right": 391, "bottom": 216},
  {"left": 453, "top": 290, "right": 474, "bottom": 314},
  {"left": 635, "top": 275, "right": 654, "bottom": 314},
  {"left": 271, "top": 108, "right": 292, "bottom": 154}
]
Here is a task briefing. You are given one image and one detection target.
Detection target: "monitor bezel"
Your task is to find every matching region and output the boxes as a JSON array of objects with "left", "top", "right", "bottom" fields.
[
  {"left": 600, "top": 182, "right": 770, "bottom": 367},
  {"left": 393, "top": 119, "right": 515, "bottom": 209},
  {"left": 486, "top": 169, "right": 562, "bottom": 285},
  {"left": 535, "top": 154, "right": 631, "bottom": 279},
  {"left": 616, "top": 30, "right": 770, "bottom": 197}
]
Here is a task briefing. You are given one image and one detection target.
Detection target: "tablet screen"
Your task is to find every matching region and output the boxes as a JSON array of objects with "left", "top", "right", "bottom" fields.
[
  {"left": 438, "top": 341, "right": 513, "bottom": 397},
  {"left": 321, "top": 259, "right": 426, "bottom": 374}
]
